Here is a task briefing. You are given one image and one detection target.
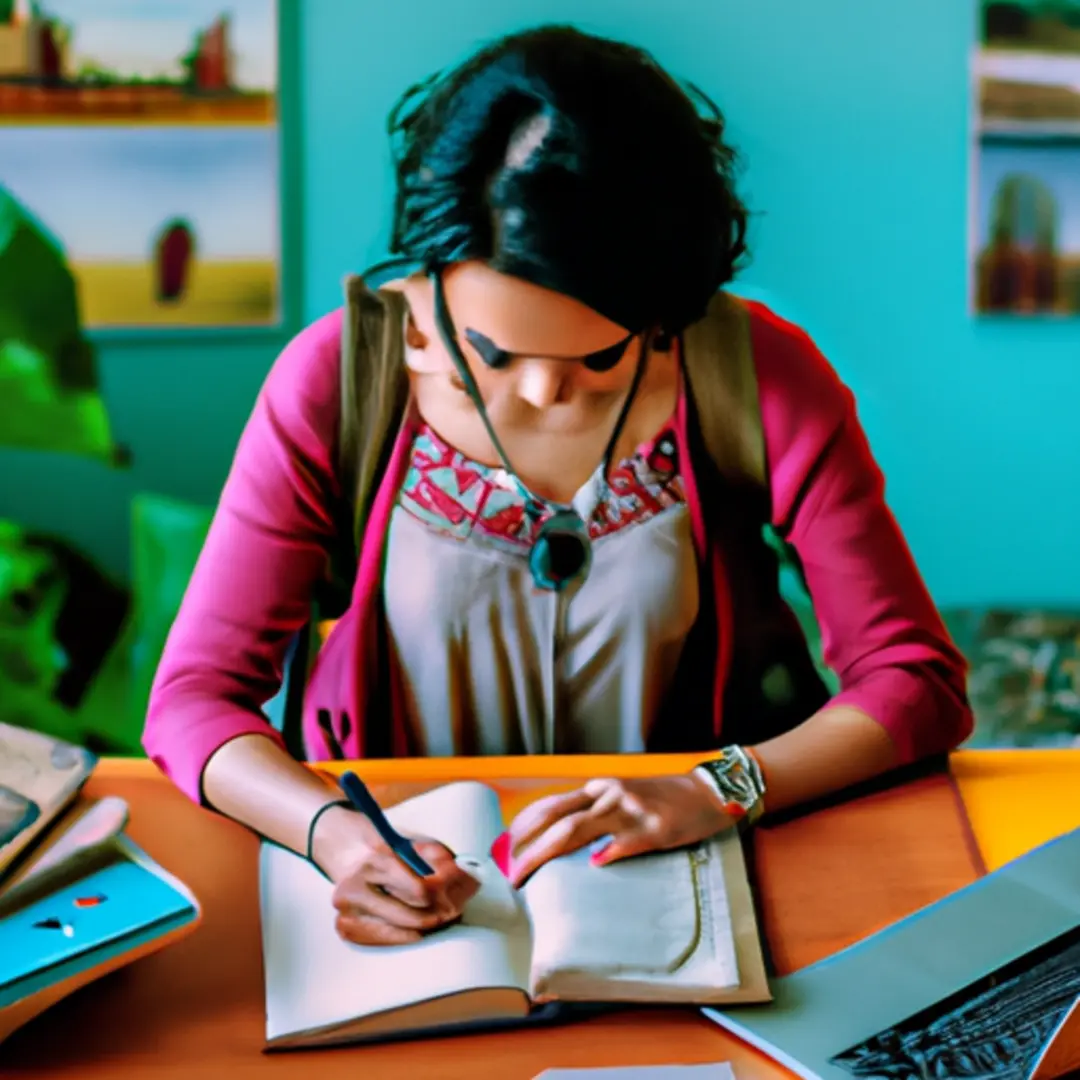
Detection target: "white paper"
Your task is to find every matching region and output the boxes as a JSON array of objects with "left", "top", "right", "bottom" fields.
[
  {"left": 260, "top": 781, "right": 531, "bottom": 1044},
  {"left": 524, "top": 838, "right": 741, "bottom": 1001},
  {"left": 382, "top": 780, "right": 502, "bottom": 858},
  {"left": 533, "top": 1064, "right": 736, "bottom": 1079},
  {"left": 525, "top": 846, "right": 705, "bottom": 975}
]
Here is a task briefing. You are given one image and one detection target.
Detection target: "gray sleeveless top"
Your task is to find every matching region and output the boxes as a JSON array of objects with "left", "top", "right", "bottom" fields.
[{"left": 382, "top": 408, "right": 700, "bottom": 757}]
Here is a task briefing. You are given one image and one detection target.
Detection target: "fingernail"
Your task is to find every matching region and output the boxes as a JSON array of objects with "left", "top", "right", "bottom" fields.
[
  {"left": 589, "top": 835, "right": 614, "bottom": 866},
  {"left": 490, "top": 832, "right": 511, "bottom": 877}
]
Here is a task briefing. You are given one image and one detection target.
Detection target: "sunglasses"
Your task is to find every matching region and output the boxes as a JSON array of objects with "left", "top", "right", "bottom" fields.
[{"left": 462, "top": 327, "right": 635, "bottom": 374}]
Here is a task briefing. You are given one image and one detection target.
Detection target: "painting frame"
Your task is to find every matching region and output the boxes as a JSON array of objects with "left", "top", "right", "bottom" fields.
[
  {"left": 968, "top": 0, "right": 1080, "bottom": 319},
  {"left": 0, "top": 0, "right": 301, "bottom": 341}
]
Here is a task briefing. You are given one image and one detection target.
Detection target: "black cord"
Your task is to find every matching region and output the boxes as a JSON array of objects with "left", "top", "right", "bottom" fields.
[{"left": 430, "top": 268, "right": 653, "bottom": 497}]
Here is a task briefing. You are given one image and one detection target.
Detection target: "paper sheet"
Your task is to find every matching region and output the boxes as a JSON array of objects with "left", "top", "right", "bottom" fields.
[
  {"left": 525, "top": 837, "right": 744, "bottom": 1002},
  {"left": 260, "top": 781, "right": 532, "bottom": 1045},
  {"left": 533, "top": 1064, "right": 736, "bottom": 1079}
]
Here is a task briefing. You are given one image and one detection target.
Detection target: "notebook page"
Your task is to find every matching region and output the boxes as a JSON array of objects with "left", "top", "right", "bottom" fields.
[
  {"left": 534, "top": 1066, "right": 736, "bottom": 1079},
  {"left": 380, "top": 780, "right": 504, "bottom": 857},
  {"left": 260, "top": 781, "right": 531, "bottom": 1044},
  {"left": 522, "top": 835, "right": 742, "bottom": 1003}
]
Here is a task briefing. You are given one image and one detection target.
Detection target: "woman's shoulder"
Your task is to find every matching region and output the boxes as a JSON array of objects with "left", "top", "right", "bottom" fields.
[
  {"left": 231, "top": 308, "right": 348, "bottom": 480},
  {"left": 256, "top": 308, "right": 346, "bottom": 438},
  {"left": 740, "top": 299, "right": 842, "bottom": 391},
  {"left": 738, "top": 297, "right": 854, "bottom": 437},
  {"left": 264, "top": 307, "right": 344, "bottom": 401}
]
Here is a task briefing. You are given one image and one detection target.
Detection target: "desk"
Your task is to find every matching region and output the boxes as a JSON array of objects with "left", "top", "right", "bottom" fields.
[{"left": 3, "top": 750, "right": 1079, "bottom": 1079}]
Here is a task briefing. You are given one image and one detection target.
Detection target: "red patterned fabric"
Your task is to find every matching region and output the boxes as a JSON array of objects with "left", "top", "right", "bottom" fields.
[{"left": 398, "top": 421, "right": 685, "bottom": 551}]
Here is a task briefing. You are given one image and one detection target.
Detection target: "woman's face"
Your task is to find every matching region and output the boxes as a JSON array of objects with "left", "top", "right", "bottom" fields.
[{"left": 402, "top": 261, "right": 646, "bottom": 433}]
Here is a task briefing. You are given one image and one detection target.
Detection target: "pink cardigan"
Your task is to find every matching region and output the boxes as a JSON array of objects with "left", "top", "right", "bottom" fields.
[{"left": 144, "top": 301, "right": 973, "bottom": 804}]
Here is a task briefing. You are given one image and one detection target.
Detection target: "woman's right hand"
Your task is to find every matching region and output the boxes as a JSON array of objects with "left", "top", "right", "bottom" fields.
[{"left": 315, "top": 807, "right": 480, "bottom": 945}]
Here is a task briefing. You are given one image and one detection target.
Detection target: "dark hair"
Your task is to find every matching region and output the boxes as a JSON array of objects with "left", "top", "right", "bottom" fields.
[{"left": 386, "top": 25, "right": 749, "bottom": 335}]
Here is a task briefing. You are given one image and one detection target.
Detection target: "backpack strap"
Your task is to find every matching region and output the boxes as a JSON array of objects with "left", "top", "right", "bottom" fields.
[
  {"left": 338, "top": 275, "right": 411, "bottom": 551},
  {"left": 680, "top": 291, "right": 768, "bottom": 510},
  {"left": 318, "top": 276, "right": 410, "bottom": 616},
  {"left": 682, "top": 291, "right": 837, "bottom": 700}
]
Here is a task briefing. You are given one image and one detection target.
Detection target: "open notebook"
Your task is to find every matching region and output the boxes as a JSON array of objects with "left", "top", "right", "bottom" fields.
[{"left": 260, "top": 781, "right": 770, "bottom": 1049}]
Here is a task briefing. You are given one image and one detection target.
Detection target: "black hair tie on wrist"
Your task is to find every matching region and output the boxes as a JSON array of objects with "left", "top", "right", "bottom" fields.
[{"left": 306, "top": 799, "right": 351, "bottom": 866}]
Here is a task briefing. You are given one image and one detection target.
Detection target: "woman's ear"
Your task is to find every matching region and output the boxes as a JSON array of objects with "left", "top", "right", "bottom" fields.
[
  {"left": 399, "top": 275, "right": 455, "bottom": 374},
  {"left": 399, "top": 274, "right": 437, "bottom": 349},
  {"left": 404, "top": 312, "right": 428, "bottom": 349}
]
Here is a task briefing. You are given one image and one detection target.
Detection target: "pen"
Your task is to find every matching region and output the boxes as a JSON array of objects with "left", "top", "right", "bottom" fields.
[{"left": 338, "top": 771, "right": 435, "bottom": 877}]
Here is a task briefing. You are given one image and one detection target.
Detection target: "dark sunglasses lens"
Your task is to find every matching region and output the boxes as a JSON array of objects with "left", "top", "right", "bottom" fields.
[
  {"left": 584, "top": 339, "right": 630, "bottom": 372},
  {"left": 464, "top": 328, "right": 510, "bottom": 369}
]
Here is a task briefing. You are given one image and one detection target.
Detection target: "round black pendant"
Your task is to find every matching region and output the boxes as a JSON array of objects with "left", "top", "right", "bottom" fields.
[{"left": 529, "top": 511, "right": 592, "bottom": 592}]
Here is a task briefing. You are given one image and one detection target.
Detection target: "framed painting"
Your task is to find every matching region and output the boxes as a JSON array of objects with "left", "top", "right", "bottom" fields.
[
  {"left": 970, "top": 1, "right": 1080, "bottom": 316},
  {"left": 0, "top": 0, "right": 284, "bottom": 332}
]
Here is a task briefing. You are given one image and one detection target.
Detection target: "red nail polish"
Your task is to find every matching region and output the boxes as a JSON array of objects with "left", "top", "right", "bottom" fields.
[
  {"left": 589, "top": 836, "right": 613, "bottom": 866},
  {"left": 490, "top": 832, "right": 511, "bottom": 876}
]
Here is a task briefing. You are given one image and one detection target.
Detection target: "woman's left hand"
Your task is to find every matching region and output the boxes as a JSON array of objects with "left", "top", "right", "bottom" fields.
[{"left": 505, "top": 774, "right": 734, "bottom": 887}]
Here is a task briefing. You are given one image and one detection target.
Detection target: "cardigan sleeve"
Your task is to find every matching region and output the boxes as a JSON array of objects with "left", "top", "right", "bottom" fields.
[
  {"left": 749, "top": 302, "right": 974, "bottom": 763},
  {"left": 142, "top": 310, "right": 345, "bottom": 804}
]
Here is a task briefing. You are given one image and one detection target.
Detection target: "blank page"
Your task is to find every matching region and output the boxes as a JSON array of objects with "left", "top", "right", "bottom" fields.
[
  {"left": 533, "top": 1065, "right": 736, "bottom": 1079},
  {"left": 524, "top": 833, "right": 758, "bottom": 1004},
  {"left": 379, "top": 780, "right": 503, "bottom": 856},
  {"left": 260, "top": 781, "right": 531, "bottom": 1044}
]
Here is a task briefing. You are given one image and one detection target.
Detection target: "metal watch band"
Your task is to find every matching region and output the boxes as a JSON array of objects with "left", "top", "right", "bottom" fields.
[{"left": 694, "top": 745, "right": 766, "bottom": 831}]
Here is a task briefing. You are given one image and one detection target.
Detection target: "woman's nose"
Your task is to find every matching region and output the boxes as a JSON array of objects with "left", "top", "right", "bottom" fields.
[{"left": 515, "top": 360, "right": 570, "bottom": 409}]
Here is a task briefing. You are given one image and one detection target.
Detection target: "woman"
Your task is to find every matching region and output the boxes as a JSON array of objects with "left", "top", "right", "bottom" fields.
[{"left": 144, "top": 26, "right": 972, "bottom": 947}]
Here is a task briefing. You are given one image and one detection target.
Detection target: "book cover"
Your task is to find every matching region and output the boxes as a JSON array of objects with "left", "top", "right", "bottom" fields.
[
  {"left": 0, "top": 836, "right": 200, "bottom": 1018},
  {"left": 0, "top": 722, "right": 96, "bottom": 878}
]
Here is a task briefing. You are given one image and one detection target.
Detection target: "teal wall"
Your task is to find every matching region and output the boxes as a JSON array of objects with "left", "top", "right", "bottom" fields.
[{"left": 3, "top": 0, "right": 1079, "bottom": 606}]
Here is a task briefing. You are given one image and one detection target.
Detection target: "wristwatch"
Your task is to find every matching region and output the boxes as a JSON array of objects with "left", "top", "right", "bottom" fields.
[{"left": 694, "top": 745, "right": 767, "bottom": 833}]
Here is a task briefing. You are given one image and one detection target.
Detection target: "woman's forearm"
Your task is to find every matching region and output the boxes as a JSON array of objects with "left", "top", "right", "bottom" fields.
[
  {"left": 749, "top": 704, "right": 899, "bottom": 815},
  {"left": 201, "top": 733, "right": 372, "bottom": 880}
]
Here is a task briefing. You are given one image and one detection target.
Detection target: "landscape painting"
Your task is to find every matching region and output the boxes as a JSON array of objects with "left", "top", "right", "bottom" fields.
[
  {"left": 0, "top": 0, "right": 281, "bottom": 330},
  {"left": 971, "top": 1, "right": 1080, "bottom": 316}
]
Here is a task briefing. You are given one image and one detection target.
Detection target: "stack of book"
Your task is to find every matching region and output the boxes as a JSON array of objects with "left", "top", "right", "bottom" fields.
[{"left": 0, "top": 721, "right": 200, "bottom": 1044}]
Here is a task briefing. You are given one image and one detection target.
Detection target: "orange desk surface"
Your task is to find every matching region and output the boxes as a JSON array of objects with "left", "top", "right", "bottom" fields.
[
  {"left": 85, "top": 746, "right": 1080, "bottom": 859},
  {"left": 2, "top": 749, "right": 1077, "bottom": 1080},
  {"left": 950, "top": 749, "right": 1080, "bottom": 869}
]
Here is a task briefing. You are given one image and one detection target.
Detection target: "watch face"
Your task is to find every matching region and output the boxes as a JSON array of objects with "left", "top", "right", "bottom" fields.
[
  {"left": 704, "top": 755, "right": 761, "bottom": 807},
  {"left": 712, "top": 757, "right": 742, "bottom": 781}
]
